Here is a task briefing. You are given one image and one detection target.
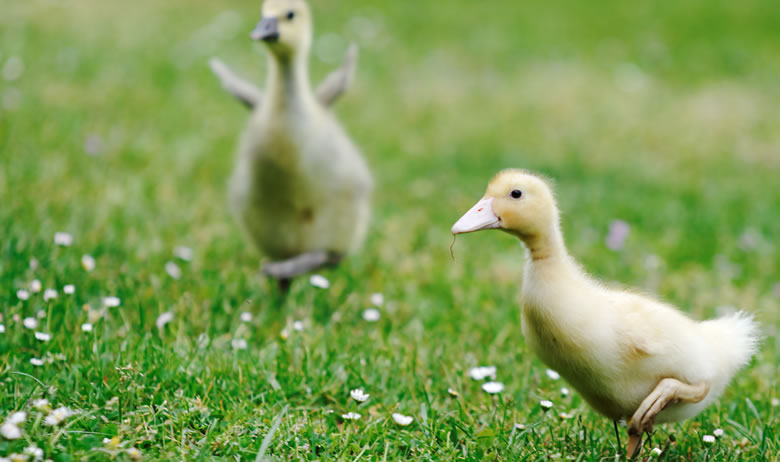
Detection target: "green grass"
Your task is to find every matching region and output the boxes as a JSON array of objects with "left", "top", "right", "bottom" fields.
[{"left": 1, "top": 0, "right": 778, "bottom": 460}]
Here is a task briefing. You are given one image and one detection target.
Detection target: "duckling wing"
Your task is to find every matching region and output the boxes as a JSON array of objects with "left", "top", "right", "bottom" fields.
[
  {"left": 315, "top": 44, "right": 358, "bottom": 107},
  {"left": 209, "top": 57, "right": 263, "bottom": 109}
]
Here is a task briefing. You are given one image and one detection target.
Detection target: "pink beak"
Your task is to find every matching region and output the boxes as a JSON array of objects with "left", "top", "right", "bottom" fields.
[{"left": 452, "top": 197, "right": 501, "bottom": 234}]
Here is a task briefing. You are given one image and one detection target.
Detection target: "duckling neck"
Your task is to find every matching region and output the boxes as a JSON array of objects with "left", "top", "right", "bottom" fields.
[
  {"left": 265, "top": 53, "right": 317, "bottom": 112},
  {"left": 522, "top": 226, "right": 567, "bottom": 263}
]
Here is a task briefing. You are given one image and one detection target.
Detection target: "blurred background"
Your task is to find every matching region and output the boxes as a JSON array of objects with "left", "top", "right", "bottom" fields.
[{"left": 0, "top": 0, "right": 778, "bottom": 459}]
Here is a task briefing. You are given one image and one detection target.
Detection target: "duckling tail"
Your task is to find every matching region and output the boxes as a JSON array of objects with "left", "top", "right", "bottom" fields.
[{"left": 699, "top": 311, "right": 760, "bottom": 382}]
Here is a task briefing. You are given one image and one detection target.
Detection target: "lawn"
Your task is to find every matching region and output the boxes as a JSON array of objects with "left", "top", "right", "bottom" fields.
[{"left": 1, "top": 0, "right": 778, "bottom": 460}]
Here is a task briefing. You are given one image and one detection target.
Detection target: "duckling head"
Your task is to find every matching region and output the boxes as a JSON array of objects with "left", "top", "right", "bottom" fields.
[
  {"left": 251, "top": 0, "right": 312, "bottom": 60},
  {"left": 452, "top": 169, "right": 560, "bottom": 242}
]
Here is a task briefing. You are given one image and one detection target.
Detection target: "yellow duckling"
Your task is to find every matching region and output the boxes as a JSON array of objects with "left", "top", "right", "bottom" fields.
[
  {"left": 210, "top": 0, "right": 372, "bottom": 286},
  {"left": 452, "top": 169, "right": 759, "bottom": 456}
]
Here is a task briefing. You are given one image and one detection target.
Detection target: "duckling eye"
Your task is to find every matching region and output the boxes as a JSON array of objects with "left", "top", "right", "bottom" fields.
[
  {"left": 510, "top": 189, "right": 523, "bottom": 199},
  {"left": 286, "top": 10, "right": 295, "bottom": 20}
]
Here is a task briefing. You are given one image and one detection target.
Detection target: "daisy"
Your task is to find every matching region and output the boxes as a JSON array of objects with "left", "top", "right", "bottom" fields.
[
  {"left": 43, "top": 288, "right": 57, "bottom": 301},
  {"left": 713, "top": 428, "right": 724, "bottom": 437},
  {"left": 165, "top": 261, "right": 182, "bottom": 279},
  {"left": 560, "top": 387, "right": 570, "bottom": 397},
  {"left": 482, "top": 381, "right": 504, "bottom": 394},
  {"left": 362, "top": 308, "right": 380, "bottom": 322},
  {"left": 370, "top": 293, "right": 384, "bottom": 306},
  {"left": 127, "top": 447, "right": 142, "bottom": 460},
  {"left": 447, "top": 388, "right": 459, "bottom": 397},
  {"left": 309, "top": 274, "right": 330, "bottom": 289},
  {"left": 174, "top": 246, "right": 193, "bottom": 261},
  {"left": 30, "top": 358, "right": 44, "bottom": 366},
  {"left": 16, "top": 289, "right": 29, "bottom": 300},
  {"left": 545, "top": 369, "right": 561, "bottom": 380},
  {"left": 23, "top": 445, "right": 43, "bottom": 460},
  {"left": 54, "top": 232, "right": 73, "bottom": 246},
  {"left": 44, "top": 407, "right": 73, "bottom": 426},
  {"left": 231, "top": 338, "right": 248, "bottom": 350},
  {"left": 30, "top": 280, "right": 42, "bottom": 293},
  {"left": 34, "top": 332, "right": 51, "bottom": 342},
  {"left": 702, "top": 435, "right": 716, "bottom": 444},
  {"left": 63, "top": 284, "right": 75, "bottom": 295},
  {"left": 391, "top": 413, "right": 413, "bottom": 426},
  {"left": 468, "top": 366, "right": 496, "bottom": 381},
  {"left": 292, "top": 320, "right": 305, "bottom": 331},
  {"left": 0, "top": 325, "right": 5, "bottom": 334},
  {"left": 23, "top": 317, "right": 38, "bottom": 330},
  {"left": 81, "top": 323, "right": 93, "bottom": 332},
  {"left": 156, "top": 312, "right": 174, "bottom": 329},
  {"left": 650, "top": 447, "right": 662, "bottom": 457},
  {"left": 0, "top": 422, "right": 22, "bottom": 440},
  {"left": 7, "top": 412, "right": 26, "bottom": 425},
  {"left": 103, "top": 296, "right": 120, "bottom": 307},
  {"left": 350, "top": 388, "right": 369, "bottom": 402},
  {"left": 341, "top": 412, "right": 361, "bottom": 420},
  {"left": 81, "top": 254, "right": 96, "bottom": 272},
  {"left": 240, "top": 312, "right": 252, "bottom": 322},
  {"left": 540, "top": 400, "right": 553, "bottom": 410},
  {"left": 32, "top": 399, "right": 50, "bottom": 411}
]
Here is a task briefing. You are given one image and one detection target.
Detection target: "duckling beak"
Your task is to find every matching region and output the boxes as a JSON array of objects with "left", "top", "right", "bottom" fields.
[
  {"left": 452, "top": 197, "right": 501, "bottom": 234},
  {"left": 251, "top": 17, "right": 279, "bottom": 42}
]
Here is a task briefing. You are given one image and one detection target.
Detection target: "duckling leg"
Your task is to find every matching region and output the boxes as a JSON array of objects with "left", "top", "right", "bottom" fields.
[
  {"left": 613, "top": 420, "right": 621, "bottom": 450},
  {"left": 626, "top": 378, "right": 710, "bottom": 457},
  {"left": 208, "top": 58, "right": 263, "bottom": 109},
  {"left": 262, "top": 251, "right": 342, "bottom": 280}
]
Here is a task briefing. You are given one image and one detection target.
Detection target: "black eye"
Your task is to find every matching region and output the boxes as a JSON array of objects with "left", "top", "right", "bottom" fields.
[
  {"left": 286, "top": 10, "right": 295, "bottom": 20},
  {"left": 510, "top": 189, "right": 522, "bottom": 199}
]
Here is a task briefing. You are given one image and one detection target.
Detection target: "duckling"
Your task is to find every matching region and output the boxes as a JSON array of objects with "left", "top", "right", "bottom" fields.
[
  {"left": 452, "top": 169, "right": 759, "bottom": 457},
  {"left": 210, "top": 0, "right": 373, "bottom": 285}
]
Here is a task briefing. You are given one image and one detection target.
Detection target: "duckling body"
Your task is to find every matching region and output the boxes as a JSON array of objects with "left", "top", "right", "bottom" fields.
[
  {"left": 453, "top": 169, "right": 759, "bottom": 455},
  {"left": 211, "top": 0, "right": 372, "bottom": 279}
]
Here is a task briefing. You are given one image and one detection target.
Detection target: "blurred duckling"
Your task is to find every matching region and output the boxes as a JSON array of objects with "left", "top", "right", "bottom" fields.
[
  {"left": 210, "top": 0, "right": 372, "bottom": 287},
  {"left": 452, "top": 169, "right": 759, "bottom": 457}
]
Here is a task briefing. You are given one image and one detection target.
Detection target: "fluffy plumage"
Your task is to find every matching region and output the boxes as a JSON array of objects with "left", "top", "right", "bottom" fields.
[{"left": 453, "top": 169, "right": 759, "bottom": 455}]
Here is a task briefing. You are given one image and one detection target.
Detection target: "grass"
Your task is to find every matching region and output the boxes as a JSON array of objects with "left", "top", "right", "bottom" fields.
[{"left": 1, "top": 0, "right": 778, "bottom": 459}]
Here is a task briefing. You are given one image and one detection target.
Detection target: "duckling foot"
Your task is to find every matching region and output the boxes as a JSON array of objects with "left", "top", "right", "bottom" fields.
[
  {"left": 626, "top": 378, "right": 710, "bottom": 458},
  {"left": 262, "top": 251, "right": 343, "bottom": 280}
]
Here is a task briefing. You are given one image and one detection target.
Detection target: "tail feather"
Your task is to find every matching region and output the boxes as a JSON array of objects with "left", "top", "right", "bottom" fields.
[{"left": 699, "top": 311, "right": 760, "bottom": 381}]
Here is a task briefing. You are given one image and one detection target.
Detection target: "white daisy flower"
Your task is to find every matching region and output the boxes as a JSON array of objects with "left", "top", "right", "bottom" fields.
[
  {"left": 702, "top": 435, "right": 716, "bottom": 444},
  {"left": 30, "top": 358, "right": 44, "bottom": 366},
  {"left": 391, "top": 413, "right": 413, "bottom": 426},
  {"left": 513, "top": 423, "right": 526, "bottom": 431},
  {"left": 713, "top": 428, "right": 724, "bottom": 437},
  {"left": 23, "top": 317, "right": 38, "bottom": 330},
  {"left": 362, "top": 308, "right": 380, "bottom": 322},
  {"left": 127, "top": 447, "right": 142, "bottom": 460},
  {"left": 341, "top": 412, "right": 361, "bottom": 420},
  {"left": 309, "top": 274, "right": 330, "bottom": 289},
  {"left": 558, "top": 412, "right": 573, "bottom": 420},
  {"left": 482, "top": 381, "right": 504, "bottom": 394},
  {"left": 43, "top": 288, "right": 57, "bottom": 301},
  {"left": 103, "top": 296, "right": 120, "bottom": 307},
  {"left": 165, "top": 261, "right": 182, "bottom": 279},
  {"left": 240, "top": 312, "right": 252, "bottom": 322},
  {"left": 650, "top": 447, "right": 662, "bottom": 457},
  {"left": 468, "top": 366, "right": 496, "bottom": 381},
  {"left": 44, "top": 407, "right": 73, "bottom": 426},
  {"left": 0, "top": 422, "right": 22, "bottom": 440},
  {"left": 23, "top": 445, "right": 43, "bottom": 460},
  {"left": 370, "top": 293, "right": 384, "bottom": 306},
  {"left": 32, "top": 399, "right": 50, "bottom": 411},
  {"left": 81, "top": 323, "right": 93, "bottom": 332},
  {"left": 54, "top": 232, "right": 73, "bottom": 246},
  {"left": 540, "top": 400, "right": 553, "bottom": 410},
  {"left": 63, "top": 284, "right": 75, "bottom": 295},
  {"left": 34, "top": 332, "right": 51, "bottom": 342},
  {"left": 231, "top": 338, "right": 248, "bottom": 350},
  {"left": 561, "top": 387, "right": 570, "bottom": 397},
  {"left": 36, "top": 309, "right": 46, "bottom": 319},
  {"left": 16, "top": 289, "right": 29, "bottom": 300},
  {"left": 545, "top": 369, "right": 561, "bottom": 380},
  {"left": 81, "top": 254, "right": 96, "bottom": 272},
  {"left": 292, "top": 320, "right": 305, "bottom": 331},
  {"left": 772, "top": 397, "right": 780, "bottom": 407},
  {"left": 350, "top": 388, "right": 369, "bottom": 402},
  {"left": 0, "top": 324, "right": 5, "bottom": 334},
  {"left": 30, "top": 280, "right": 42, "bottom": 293},
  {"left": 173, "top": 246, "right": 193, "bottom": 261},
  {"left": 7, "top": 412, "right": 26, "bottom": 425},
  {"left": 156, "top": 312, "right": 174, "bottom": 329},
  {"left": 447, "top": 388, "right": 459, "bottom": 397}
]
